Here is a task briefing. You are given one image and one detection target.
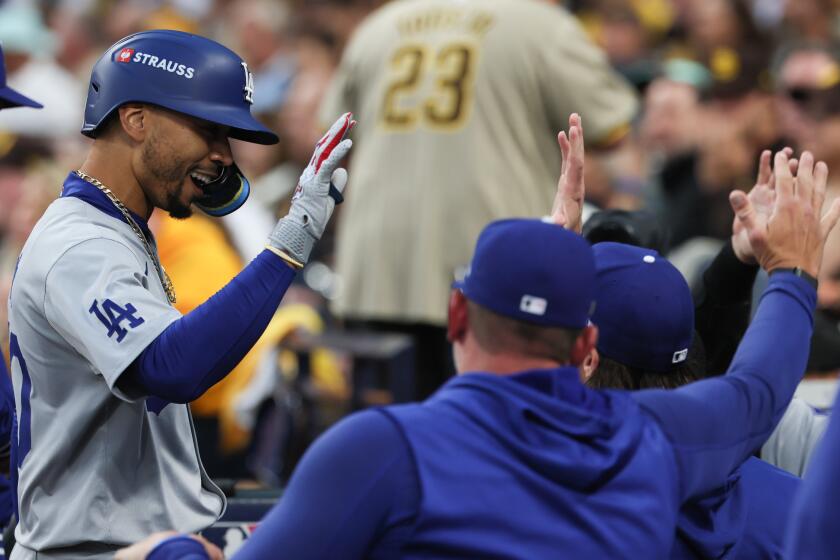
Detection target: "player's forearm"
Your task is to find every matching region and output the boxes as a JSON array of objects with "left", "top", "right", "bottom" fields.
[{"left": 125, "top": 249, "right": 296, "bottom": 403}]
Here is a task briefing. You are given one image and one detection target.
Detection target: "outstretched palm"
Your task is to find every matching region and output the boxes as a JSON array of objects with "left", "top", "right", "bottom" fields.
[
  {"left": 731, "top": 149, "right": 785, "bottom": 264},
  {"left": 551, "top": 113, "right": 585, "bottom": 233}
]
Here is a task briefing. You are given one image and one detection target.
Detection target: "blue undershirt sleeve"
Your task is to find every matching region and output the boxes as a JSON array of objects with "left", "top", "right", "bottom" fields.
[
  {"left": 233, "top": 409, "right": 419, "bottom": 560},
  {"left": 631, "top": 273, "right": 815, "bottom": 501},
  {"left": 785, "top": 383, "right": 840, "bottom": 559},
  {"left": 123, "top": 249, "right": 296, "bottom": 403}
]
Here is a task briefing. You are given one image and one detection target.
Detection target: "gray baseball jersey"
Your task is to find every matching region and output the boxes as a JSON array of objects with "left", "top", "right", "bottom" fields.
[
  {"left": 761, "top": 397, "right": 829, "bottom": 477},
  {"left": 7, "top": 184, "right": 224, "bottom": 559}
]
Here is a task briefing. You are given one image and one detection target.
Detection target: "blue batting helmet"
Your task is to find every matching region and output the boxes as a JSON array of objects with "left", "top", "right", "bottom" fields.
[{"left": 82, "top": 29, "right": 278, "bottom": 145}]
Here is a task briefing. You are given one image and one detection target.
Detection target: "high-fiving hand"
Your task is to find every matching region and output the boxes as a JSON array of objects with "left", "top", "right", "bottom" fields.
[
  {"left": 551, "top": 113, "right": 585, "bottom": 233},
  {"left": 268, "top": 112, "right": 355, "bottom": 267},
  {"left": 730, "top": 149, "right": 840, "bottom": 278},
  {"left": 731, "top": 148, "right": 792, "bottom": 265}
]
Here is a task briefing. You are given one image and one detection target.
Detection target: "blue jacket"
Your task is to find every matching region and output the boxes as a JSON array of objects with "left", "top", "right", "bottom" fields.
[
  {"left": 786, "top": 371, "right": 840, "bottom": 558},
  {"left": 673, "top": 457, "right": 799, "bottom": 559},
  {"left": 151, "top": 273, "right": 815, "bottom": 559}
]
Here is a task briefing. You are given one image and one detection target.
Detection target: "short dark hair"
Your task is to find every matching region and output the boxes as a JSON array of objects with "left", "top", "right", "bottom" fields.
[
  {"left": 467, "top": 300, "right": 581, "bottom": 364},
  {"left": 586, "top": 332, "right": 706, "bottom": 390}
]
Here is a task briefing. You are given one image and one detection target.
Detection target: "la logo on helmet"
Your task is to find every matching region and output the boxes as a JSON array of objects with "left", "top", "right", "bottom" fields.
[{"left": 241, "top": 62, "right": 255, "bottom": 104}]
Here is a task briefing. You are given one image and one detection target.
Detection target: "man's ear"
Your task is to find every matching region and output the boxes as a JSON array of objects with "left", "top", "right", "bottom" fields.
[
  {"left": 118, "top": 104, "right": 148, "bottom": 142},
  {"left": 570, "top": 324, "right": 598, "bottom": 366},
  {"left": 447, "top": 290, "right": 468, "bottom": 343},
  {"left": 580, "top": 347, "right": 600, "bottom": 381}
]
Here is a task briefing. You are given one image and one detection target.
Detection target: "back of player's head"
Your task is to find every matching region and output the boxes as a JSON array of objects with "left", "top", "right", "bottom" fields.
[
  {"left": 82, "top": 29, "right": 278, "bottom": 145},
  {"left": 453, "top": 219, "right": 595, "bottom": 360},
  {"left": 589, "top": 242, "right": 698, "bottom": 381}
]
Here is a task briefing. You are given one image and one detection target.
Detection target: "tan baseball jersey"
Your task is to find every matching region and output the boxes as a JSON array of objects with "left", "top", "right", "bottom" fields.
[{"left": 321, "top": 0, "right": 637, "bottom": 325}]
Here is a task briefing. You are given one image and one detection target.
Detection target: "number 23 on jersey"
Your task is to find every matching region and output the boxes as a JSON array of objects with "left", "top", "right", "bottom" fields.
[{"left": 381, "top": 41, "right": 478, "bottom": 131}]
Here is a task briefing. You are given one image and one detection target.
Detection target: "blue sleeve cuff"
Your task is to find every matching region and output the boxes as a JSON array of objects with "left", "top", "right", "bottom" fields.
[
  {"left": 147, "top": 535, "right": 209, "bottom": 560},
  {"left": 762, "top": 271, "right": 817, "bottom": 324}
]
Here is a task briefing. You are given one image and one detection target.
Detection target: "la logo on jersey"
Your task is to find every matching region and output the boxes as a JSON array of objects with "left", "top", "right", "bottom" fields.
[{"left": 241, "top": 61, "right": 255, "bottom": 104}]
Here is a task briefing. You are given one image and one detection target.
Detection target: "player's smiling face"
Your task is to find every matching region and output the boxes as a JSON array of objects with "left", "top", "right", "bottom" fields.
[{"left": 138, "top": 107, "right": 233, "bottom": 219}]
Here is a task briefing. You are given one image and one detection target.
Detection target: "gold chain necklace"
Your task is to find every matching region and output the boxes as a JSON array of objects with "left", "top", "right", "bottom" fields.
[{"left": 74, "top": 170, "right": 177, "bottom": 305}]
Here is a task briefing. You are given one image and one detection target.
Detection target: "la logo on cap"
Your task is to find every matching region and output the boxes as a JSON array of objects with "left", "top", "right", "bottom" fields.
[
  {"left": 117, "top": 48, "right": 134, "bottom": 63},
  {"left": 520, "top": 295, "right": 547, "bottom": 316}
]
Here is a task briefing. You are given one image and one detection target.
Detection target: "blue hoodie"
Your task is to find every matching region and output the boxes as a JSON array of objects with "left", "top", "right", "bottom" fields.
[
  {"left": 672, "top": 457, "right": 799, "bottom": 559},
  {"left": 149, "top": 272, "right": 814, "bottom": 560}
]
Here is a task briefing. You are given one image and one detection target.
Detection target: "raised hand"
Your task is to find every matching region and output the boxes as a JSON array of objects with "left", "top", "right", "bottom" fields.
[
  {"left": 730, "top": 150, "right": 840, "bottom": 278},
  {"left": 731, "top": 148, "right": 790, "bottom": 264},
  {"left": 551, "top": 113, "right": 585, "bottom": 233},
  {"left": 269, "top": 112, "right": 355, "bottom": 267}
]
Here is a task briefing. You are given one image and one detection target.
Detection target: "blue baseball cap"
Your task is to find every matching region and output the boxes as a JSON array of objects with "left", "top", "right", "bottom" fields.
[
  {"left": 592, "top": 242, "right": 694, "bottom": 373},
  {"left": 0, "top": 44, "right": 42, "bottom": 109},
  {"left": 453, "top": 219, "right": 596, "bottom": 329}
]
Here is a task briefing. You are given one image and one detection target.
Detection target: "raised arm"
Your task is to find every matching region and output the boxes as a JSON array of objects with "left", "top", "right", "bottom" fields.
[
  {"left": 633, "top": 150, "right": 840, "bottom": 500},
  {"left": 118, "top": 114, "right": 354, "bottom": 403}
]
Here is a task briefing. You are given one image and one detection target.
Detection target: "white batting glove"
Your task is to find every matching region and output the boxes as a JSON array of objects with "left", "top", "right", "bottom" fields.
[{"left": 268, "top": 112, "right": 355, "bottom": 267}]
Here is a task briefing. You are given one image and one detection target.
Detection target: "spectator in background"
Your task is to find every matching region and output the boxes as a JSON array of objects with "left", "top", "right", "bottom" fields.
[
  {"left": 773, "top": 42, "right": 840, "bottom": 378},
  {"left": 0, "top": 4, "right": 84, "bottom": 138},
  {"left": 644, "top": 47, "right": 777, "bottom": 268},
  {"left": 321, "top": 0, "right": 638, "bottom": 398},
  {"left": 226, "top": 0, "right": 295, "bottom": 117},
  {"left": 775, "top": 42, "right": 840, "bottom": 193},
  {"left": 782, "top": 0, "right": 839, "bottom": 43}
]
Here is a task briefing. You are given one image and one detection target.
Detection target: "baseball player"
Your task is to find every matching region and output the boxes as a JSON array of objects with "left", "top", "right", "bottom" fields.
[
  {"left": 557, "top": 115, "right": 820, "bottom": 557},
  {"left": 584, "top": 241, "right": 800, "bottom": 558},
  {"left": 122, "top": 144, "right": 836, "bottom": 558},
  {"left": 321, "top": 0, "right": 638, "bottom": 398},
  {"left": 0, "top": 41, "right": 42, "bottom": 540},
  {"left": 6, "top": 30, "right": 352, "bottom": 559}
]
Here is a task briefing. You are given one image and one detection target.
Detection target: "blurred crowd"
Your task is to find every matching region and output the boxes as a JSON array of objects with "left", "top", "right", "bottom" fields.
[{"left": 4, "top": 0, "right": 840, "bottom": 482}]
